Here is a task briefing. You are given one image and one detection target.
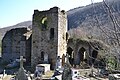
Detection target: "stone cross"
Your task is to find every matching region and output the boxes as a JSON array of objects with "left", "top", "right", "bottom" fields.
[
  {"left": 15, "top": 56, "right": 27, "bottom": 80},
  {"left": 16, "top": 56, "right": 26, "bottom": 68},
  {"left": 20, "top": 56, "right": 26, "bottom": 68}
]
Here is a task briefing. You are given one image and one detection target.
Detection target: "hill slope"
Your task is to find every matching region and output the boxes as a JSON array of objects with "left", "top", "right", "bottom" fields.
[
  {"left": 68, "top": 0, "right": 120, "bottom": 29},
  {"left": 67, "top": 0, "right": 120, "bottom": 40},
  {"left": 0, "top": 21, "right": 32, "bottom": 40}
]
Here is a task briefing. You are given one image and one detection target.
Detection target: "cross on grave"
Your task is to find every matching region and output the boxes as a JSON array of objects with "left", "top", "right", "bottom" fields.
[
  {"left": 20, "top": 56, "right": 26, "bottom": 68},
  {"left": 15, "top": 56, "right": 27, "bottom": 80},
  {"left": 16, "top": 56, "right": 26, "bottom": 68}
]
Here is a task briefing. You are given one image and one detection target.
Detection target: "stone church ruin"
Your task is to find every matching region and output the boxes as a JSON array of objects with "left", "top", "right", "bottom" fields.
[
  {"left": 67, "top": 38, "right": 107, "bottom": 68},
  {"left": 1, "top": 7, "right": 107, "bottom": 70},
  {"left": 2, "top": 28, "right": 31, "bottom": 64}
]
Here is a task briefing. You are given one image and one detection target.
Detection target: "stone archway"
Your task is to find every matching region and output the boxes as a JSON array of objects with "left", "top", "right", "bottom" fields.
[
  {"left": 67, "top": 47, "right": 74, "bottom": 66},
  {"left": 76, "top": 47, "right": 87, "bottom": 65}
]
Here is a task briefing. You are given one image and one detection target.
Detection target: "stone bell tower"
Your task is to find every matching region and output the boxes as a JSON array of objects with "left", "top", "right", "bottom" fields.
[{"left": 31, "top": 7, "right": 67, "bottom": 69}]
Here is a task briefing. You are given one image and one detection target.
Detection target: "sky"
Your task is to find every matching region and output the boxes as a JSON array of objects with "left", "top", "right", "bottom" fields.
[{"left": 0, "top": 0, "right": 103, "bottom": 28}]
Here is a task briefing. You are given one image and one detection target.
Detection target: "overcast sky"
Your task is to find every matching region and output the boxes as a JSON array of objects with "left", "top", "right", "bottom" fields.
[{"left": 0, "top": 0, "right": 103, "bottom": 28}]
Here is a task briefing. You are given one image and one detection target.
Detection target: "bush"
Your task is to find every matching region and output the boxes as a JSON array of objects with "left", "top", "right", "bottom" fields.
[{"left": 107, "top": 56, "right": 117, "bottom": 70}]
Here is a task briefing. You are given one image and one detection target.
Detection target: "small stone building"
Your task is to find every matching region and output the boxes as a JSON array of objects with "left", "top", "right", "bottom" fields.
[{"left": 31, "top": 7, "right": 67, "bottom": 69}]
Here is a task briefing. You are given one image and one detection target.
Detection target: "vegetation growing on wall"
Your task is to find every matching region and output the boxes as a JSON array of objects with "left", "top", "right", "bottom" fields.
[{"left": 106, "top": 56, "right": 118, "bottom": 70}]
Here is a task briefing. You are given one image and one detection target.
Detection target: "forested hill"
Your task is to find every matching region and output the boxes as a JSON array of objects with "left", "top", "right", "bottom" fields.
[{"left": 67, "top": 0, "right": 120, "bottom": 30}]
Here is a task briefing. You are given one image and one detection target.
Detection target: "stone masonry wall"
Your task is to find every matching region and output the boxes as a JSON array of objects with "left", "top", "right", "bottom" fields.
[
  {"left": 2, "top": 28, "right": 27, "bottom": 62},
  {"left": 31, "top": 7, "right": 67, "bottom": 70},
  {"left": 58, "top": 10, "right": 67, "bottom": 57}
]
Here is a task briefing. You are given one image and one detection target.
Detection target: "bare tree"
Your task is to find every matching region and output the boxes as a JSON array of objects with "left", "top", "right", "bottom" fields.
[{"left": 94, "top": 0, "right": 120, "bottom": 70}]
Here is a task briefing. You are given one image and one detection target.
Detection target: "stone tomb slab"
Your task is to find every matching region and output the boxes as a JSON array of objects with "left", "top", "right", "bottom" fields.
[{"left": 36, "top": 64, "right": 50, "bottom": 74}]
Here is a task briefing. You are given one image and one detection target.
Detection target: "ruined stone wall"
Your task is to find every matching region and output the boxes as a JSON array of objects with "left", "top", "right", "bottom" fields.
[
  {"left": 67, "top": 39, "right": 106, "bottom": 67},
  {"left": 31, "top": 7, "right": 67, "bottom": 69},
  {"left": 2, "top": 28, "right": 27, "bottom": 62},
  {"left": 58, "top": 10, "right": 67, "bottom": 58},
  {"left": 26, "top": 35, "right": 32, "bottom": 64},
  {"left": 67, "top": 39, "right": 91, "bottom": 65}
]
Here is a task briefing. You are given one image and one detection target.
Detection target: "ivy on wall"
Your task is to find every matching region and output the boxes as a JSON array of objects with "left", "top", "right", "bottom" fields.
[{"left": 107, "top": 56, "right": 118, "bottom": 70}]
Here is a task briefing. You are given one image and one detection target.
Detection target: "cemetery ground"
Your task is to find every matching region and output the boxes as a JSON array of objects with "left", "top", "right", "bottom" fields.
[
  {"left": 0, "top": 55, "right": 120, "bottom": 80},
  {"left": 0, "top": 68, "right": 109, "bottom": 80},
  {"left": 0, "top": 62, "right": 109, "bottom": 80}
]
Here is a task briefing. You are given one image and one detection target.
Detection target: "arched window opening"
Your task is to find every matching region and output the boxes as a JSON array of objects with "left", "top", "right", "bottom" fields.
[
  {"left": 79, "top": 47, "right": 86, "bottom": 61},
  {"left": 76, "top": 47, "right": 87, "bottom": 65},
  {"left": 41, "top": 51, "right": 48, "bottom": 63},
  {"left": 67, "top": 47, "right": 74, "bottom": 65},
  {"left": 92, "top": 49, "right": 98, "bottom": 64},
  {"left": 41, "top": 17, "right": 47, "bottom": 30}
]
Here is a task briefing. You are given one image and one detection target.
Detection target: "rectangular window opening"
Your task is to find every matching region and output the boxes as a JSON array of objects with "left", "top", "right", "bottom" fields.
[{"left": 50, "top": 28, "right": 54, "bottom": 39}]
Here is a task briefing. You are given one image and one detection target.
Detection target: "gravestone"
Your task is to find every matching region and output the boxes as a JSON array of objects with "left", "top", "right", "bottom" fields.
[
  {"left": 62, "top": 54, "right": 72, "bottom": 80},
  {"left": 34, "top": 64, "right": 50, "bottom": 80},
  {"left": 15, "top": 56, "right": 28, "bottom": 80},
  {"left": 55, "top": 56, "right": 61, "bottom": 69},
  {"left": 62, "top": 63, "right": 72, "bottom": 80},
  {"left": 65, "top": 54, "right": 71, "bottom": 66}
]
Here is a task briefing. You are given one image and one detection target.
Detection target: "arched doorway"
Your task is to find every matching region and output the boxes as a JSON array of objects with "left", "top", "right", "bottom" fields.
[
  {"left": 91, "top": 48, "right": 98, "bottom": 64},
  {"left": 76, "top": 47, "right": 87, "bottom": 65},
  {"left": 67, "top": 47, "right": 74, "bottom": 65},
  {"left": 41, "top": 51, "right": 48, "bottom": 63}
]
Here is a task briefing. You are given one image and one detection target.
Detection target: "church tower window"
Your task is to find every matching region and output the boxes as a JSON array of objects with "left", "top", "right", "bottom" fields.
[
  {"left": 41, "top": 17, "right": 47, "bottom": 30},
  {"left": 50, "top": 28, "right": 54, "bottom": 39},
  {"left": 41, "top": 51, "right": 44, "bottom": 61}
]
